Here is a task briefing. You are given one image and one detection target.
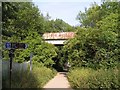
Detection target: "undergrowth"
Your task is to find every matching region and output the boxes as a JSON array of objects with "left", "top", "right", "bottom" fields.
[
  {"left": 67, "top": 65, "right": 120, "bottom": 89},
  {"left": 2, "top": 62, "right": 57, "bottom": 88}
]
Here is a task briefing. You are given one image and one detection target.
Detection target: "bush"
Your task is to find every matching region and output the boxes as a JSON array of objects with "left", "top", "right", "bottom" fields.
[
  {"left": 89, "top": 68, "right": 119, "bottom": 88},
  {"left": 67, "top": 68, "right": 94, "bottom": 88},
  {"left": 67, "top": 67, "right": 120, "bottom": 89},
  {"left": 63, "top": 27, "right": 119, "bottom": 69}
]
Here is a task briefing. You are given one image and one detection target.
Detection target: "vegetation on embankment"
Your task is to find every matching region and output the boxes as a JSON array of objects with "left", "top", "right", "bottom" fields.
[
  {"left": 65, "top": 1, "right": 120, "bottom": 89},
  {"left": 62, "top": 1, "right": 120, "bottom": 68},
  {"left": 2, "top": 62, "right": 57, "bottom": 88},
  {"left": 67, "top": 64, "right": 120, "bottom": 89}
]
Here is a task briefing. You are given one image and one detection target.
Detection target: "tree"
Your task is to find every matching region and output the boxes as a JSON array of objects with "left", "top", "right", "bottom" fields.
[
  {"left": 44, "top": 18, "right": 74, "bottom": 33},
  {"left": 76, "top": 1, "right": 119, "bottom": 28},
  {"left": 62, "top": 1, "right": 120, "bottom": 69},
  {"left": 2, "top": 2, "right": 58, "bottom": 67},
  {"left": 2, "top": 2, "right": 45, "bottom": 40},
  {"left": 76, "top": 3, "right": 102, "bottom": 27}
]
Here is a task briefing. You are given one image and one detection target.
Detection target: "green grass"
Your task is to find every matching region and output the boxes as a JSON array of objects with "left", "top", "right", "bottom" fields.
[
  {"left": 67, "top": 66, "right": 120, "bottom": 89},
  {"left": 2, "top": 63, "right": 57, "bottom": 88}
]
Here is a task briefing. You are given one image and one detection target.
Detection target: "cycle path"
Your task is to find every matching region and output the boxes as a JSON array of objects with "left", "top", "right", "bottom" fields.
[{"left": 43, "top": 72, "right": 72, "bottom": 89}]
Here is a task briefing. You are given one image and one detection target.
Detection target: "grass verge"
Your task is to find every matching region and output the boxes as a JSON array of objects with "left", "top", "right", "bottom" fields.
[{"left": 2, "top": 62, "right": 57, "bottom": 88}]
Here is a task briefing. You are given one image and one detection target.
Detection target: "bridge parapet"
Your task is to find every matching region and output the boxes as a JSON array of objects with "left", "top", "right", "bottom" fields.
[
  {"left": 42, "top": 32, "right": 75, "bottom": 45},
  {"left": 43, "top": 32, "right": 75, "bottom": 40}
]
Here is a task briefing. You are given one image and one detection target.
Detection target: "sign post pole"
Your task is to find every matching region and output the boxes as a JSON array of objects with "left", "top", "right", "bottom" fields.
[
  {"left": 9, "top": 49, "right": 15, "bottom": 88},
  {"left": 5, "top": 42, "right": 27, "bottom": 88}
]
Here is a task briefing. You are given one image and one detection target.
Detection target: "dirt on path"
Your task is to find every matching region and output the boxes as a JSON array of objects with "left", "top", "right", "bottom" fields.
[{"left": 43, "top": 72, "right": 72, "bottom": 89}]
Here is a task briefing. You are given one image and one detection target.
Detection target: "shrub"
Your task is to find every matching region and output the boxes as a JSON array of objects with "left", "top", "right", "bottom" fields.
[
  {"left": 67, "top": 68, "right": 94, "bottom": 88},
  {"left": 63, "top": 27, "right": 119, "bottom": 69},
  {"left": 67, "top": 67, "right": 120, "bottom": 89},
  {"left": 89, "top": 68, "right": 119, "bottom": 88}
]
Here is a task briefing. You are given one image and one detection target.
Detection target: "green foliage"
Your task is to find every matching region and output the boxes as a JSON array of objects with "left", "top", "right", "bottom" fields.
[
  {"left": 2, "top": 2, "right": 58, "bottom": 67},
  {"left": 2, "top": 2, "right": 44, "bottom": 38},
  {"left": 76, "top": 1, "right": 119, "bottom": 28},
  {"left": 63, "top": 27, "right": 119, "bottom": 69},
  {"left": 44, "top": 18, "right": 74, "bottom": 33},
  {"left": 67, "top": 66, "right": 120, "bottom": 88},
  {"left": 16, "top": 32, "right": 58, "bottom": 67},
  {"left": 67, "top": 68, "right": 94, "bottom": 88},
  {"left": 96, "top": 13, "right": 119, "bottom": 33},
  {"left": 76, "top": 3, "right": 101, "bottom": 27},
  {"left": 63, "top": 1, "right": 120, "bottom": 69}
]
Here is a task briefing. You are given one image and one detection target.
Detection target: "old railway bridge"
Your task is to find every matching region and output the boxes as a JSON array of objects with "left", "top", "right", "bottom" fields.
[
  {"left": 42, "top": 32, "right": 75, "bottom": 71},
  {"left": 42, "top": 32, "right": 75, "bottom": 45}
]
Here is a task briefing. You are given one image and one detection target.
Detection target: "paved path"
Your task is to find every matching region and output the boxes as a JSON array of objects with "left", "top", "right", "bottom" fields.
[{"left": 43, "top": 72, "right": 72, "bottom": 89}]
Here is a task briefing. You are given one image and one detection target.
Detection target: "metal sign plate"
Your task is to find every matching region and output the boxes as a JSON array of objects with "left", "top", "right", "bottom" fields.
[
  {"left": 5, "top": 42, "right": 27, "bottom": 49},
  {"left": 5, "top": 42, "right": 11, "bottom": 49}
]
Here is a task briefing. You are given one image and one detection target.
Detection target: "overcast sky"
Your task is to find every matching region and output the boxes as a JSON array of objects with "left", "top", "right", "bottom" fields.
[{"left": 33, "top": 0, "right": 102, "bottom": 26}]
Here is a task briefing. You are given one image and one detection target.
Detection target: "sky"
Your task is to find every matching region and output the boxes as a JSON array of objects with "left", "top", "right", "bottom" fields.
[{"left": 33, "top": 0, "right": 102, "bottom": 26}]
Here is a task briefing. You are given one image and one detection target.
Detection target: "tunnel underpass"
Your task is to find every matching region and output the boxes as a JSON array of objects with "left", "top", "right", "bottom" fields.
[{"left": 42, "top": 32, "right": 75, "bottom": 71}]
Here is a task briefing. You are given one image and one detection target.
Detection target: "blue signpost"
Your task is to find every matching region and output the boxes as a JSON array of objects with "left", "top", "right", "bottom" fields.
[
  {"left": 5, "top": 42, "right": 27, "bottom": 88},
  {"left": 5, "top": 42, "right": 27, "bottom": 49},
  {"left": 5, "top": 42, "right": 11, "bottom": 49}
]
